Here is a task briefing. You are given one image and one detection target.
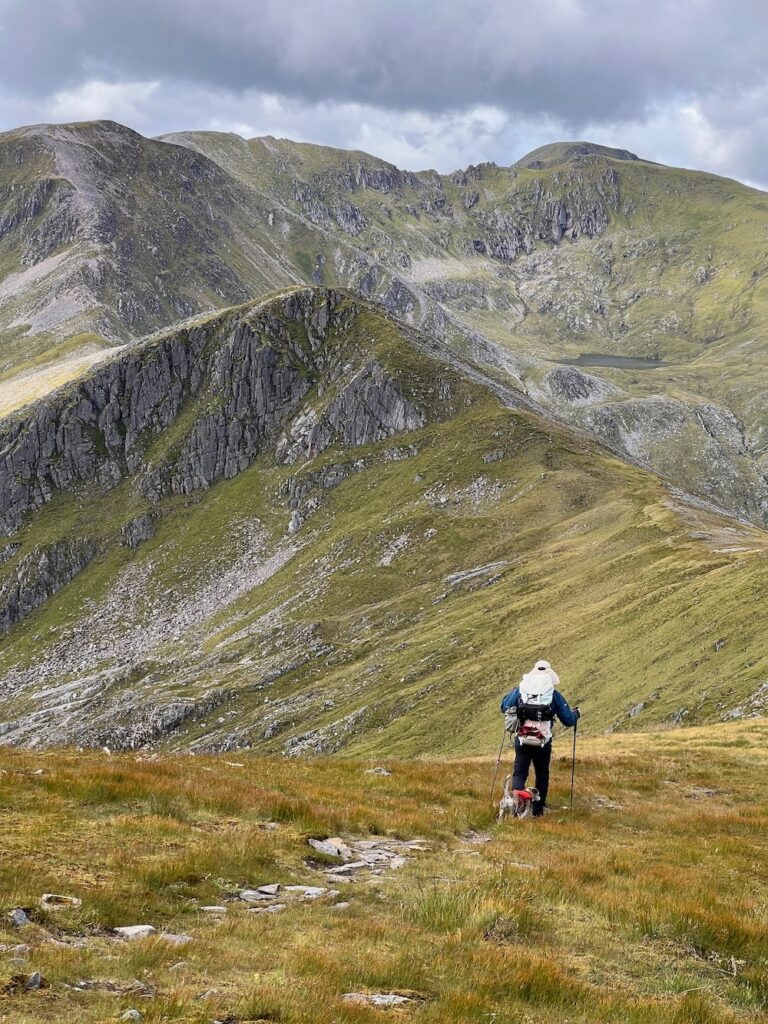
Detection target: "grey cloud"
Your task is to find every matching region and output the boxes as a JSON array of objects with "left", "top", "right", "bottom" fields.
[
  {"left": 1, "top": 0, "right": 767, "bottom": 126},
  {"left": 1, "top": 0, "right": 767, "bottom": 187}
]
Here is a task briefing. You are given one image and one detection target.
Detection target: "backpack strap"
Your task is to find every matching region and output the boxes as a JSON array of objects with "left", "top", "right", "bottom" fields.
[{"left": 516, "top": 701, "right": 555, "bottom": 723}]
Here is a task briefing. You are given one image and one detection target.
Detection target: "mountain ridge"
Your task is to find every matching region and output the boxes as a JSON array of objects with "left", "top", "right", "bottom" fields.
[
  {"left": 1, "top": 286, "right": 767, "bottom": 753},
  {"left": 2, "top": 117, "right": 767, "bottom": 528}
]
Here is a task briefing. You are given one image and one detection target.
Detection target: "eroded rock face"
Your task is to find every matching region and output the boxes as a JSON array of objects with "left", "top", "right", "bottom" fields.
[
  {"left": 0, "top": 289, "right": 423, "bottom": 534},
  {"left": 0, "top": 329, "right": 211, "bottom": 534},
  {"left": 0, "top": 288, "right": 436, "bottom": 642},
  {"left": 469, "top": 169, "right": 620, "bottom": 261},
  {"left": 120, "top": 515, "right": 155, "bottom": 549},
  {"left": 0, "top": 537, "right": 98, "bottom": 636},
  {"left": 275, "top": 359, "right": 425, "bottom": 464}
]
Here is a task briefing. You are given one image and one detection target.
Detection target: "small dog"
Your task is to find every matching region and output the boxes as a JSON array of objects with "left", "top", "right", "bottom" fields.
[{"left": 497, "top": 776, "right": 540, "bottom": 821}]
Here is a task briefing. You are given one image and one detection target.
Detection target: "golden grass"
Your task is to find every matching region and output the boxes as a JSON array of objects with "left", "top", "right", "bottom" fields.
[
  {"left": 0, "top": 721, "right": 766, "bottom": 1023},
  {"left": 0, "top": 343, "right": 120, "bottom": 417}
]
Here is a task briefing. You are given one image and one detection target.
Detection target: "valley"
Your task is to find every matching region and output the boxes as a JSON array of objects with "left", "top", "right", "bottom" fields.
[{"left": 0, "top": 287, "right": 766, "bottom": 752}]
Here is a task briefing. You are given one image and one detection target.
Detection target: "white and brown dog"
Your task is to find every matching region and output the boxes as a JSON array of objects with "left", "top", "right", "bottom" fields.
[{"left": 498, "top": 776, "right": 540, "bottom": 821}]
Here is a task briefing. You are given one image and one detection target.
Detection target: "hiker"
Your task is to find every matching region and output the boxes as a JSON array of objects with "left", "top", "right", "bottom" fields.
[{"left": 500, "top": 659, "right": 580, "bottom": 817}]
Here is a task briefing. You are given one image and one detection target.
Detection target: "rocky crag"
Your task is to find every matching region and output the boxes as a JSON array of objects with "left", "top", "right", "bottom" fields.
[
  {"left": 0, "top": 289, "right": 445, "bottom": 630},
  {"left": 1, "top": 122, "right": 766, "bottom": 525},
  {"left": 0, "top": 286, "right": 767, "bottom": 754}
]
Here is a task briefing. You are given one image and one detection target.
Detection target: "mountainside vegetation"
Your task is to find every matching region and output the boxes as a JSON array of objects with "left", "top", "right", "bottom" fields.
[
  {"left": 0, "top": 120, "right": 766, "bottom": 525},
  {"left": 0, "top": 287, "right": 766, "bottom": 753},
  {"left": 0, "top": 115, "right": 766, "bottom": 1024},
  {"left": 0, "top": 723, "right": 766, "bottom": 1022}
]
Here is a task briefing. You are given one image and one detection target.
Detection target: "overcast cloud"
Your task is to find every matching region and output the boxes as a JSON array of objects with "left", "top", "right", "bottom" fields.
[{"left": 0, "top": 0, "right": 767, "bottom": 185}]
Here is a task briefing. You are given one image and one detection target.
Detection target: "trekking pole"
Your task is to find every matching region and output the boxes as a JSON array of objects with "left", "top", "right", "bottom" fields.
[
  {"left": 489, "top": 724, "right": 508, "bottom": 806},
  {"left": 569, "top": 716, "right": 578, "bottom": 811}
]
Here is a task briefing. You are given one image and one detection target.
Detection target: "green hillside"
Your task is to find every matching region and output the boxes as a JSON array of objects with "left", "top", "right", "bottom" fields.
[
  {"left": 1, "top": 121, "right": 766, "bottom": 525},
  {"left": 0, "top": 287, "right": 766, "bottom": 753},
  {"left": 514, "top": 141, "right": 641, "bottom": 167}
]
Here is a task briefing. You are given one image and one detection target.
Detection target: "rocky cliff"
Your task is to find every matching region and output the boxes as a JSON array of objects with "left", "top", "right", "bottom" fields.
[
  {"left": 0, "top": 288, "right": 462, "bottom": 638},
  {"left": 0, "top": 289, "right": 429, "bottom": 533},
  {"left": 1, "top": 286, "right": 767, "bottom": 754},
  {"left": 1, "top": 120, "right": 767, "bottom": 529}
]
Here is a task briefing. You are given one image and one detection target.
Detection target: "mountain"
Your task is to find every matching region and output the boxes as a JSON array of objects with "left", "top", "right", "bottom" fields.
[
  {"left": 0, "top": 286, "right": 766, "bottom": 753},
  {"left": 1, "top": 120, "right": 767, "bottom": 528},
  {"left": 0, "top": 114, "right": 764, "bottom": 1024},
  {"left": 514, "top": 141, "right": 641, "bottom": 168}
]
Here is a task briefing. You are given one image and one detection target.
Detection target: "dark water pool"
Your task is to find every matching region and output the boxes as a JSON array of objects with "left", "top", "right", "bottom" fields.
[{"left": 555, "top": 353, "right": 670, "bottom": 369}]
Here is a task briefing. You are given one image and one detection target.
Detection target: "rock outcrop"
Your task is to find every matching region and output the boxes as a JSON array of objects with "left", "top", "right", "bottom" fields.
[
  {"left": 0, "top": 289, "right": 430, "bottom": 535},
  {"left": 542, "top": 365, "right": 618, "bottom": 407},
  {"left": 120, "top": 515, "right": 155, "bottom": 549},
  {"left": 0, "top": 288, "right": 452, "bottom": 650},
  {"left": 469, "top": 169, "right": 620, "bottom": 260},
  {"left": 0, "top": 537, "right": 98, "bottom": 635}
]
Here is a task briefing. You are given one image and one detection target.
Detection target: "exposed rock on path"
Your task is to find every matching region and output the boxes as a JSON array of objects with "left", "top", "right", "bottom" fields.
[{"left": 342, "top": 991, "right": 417, "bottom": 1007}]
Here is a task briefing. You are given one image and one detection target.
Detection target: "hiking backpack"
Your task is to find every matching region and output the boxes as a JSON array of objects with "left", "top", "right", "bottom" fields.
[{"left": 515, "top": 673, "right": 555, "bottom": 747}]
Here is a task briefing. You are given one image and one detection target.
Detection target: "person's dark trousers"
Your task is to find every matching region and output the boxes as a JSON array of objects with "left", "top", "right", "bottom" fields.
[{"left": 512, "top": 739, "right": 552, "bottom": 815}]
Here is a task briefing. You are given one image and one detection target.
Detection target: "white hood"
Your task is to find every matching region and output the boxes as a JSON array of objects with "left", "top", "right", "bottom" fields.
[{"left": 520, "top": 662, "right": 560, "bottom": 698}]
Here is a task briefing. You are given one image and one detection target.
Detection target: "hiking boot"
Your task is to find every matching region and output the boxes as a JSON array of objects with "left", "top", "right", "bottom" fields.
[{"left": 532, "top": 802, "right": 545, "bottom": 817}]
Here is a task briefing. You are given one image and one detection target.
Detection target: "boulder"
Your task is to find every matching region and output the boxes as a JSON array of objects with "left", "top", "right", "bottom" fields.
[
  {"left": 284, "top": 885, "right": 327, "bottom": 899},
  {"left": 40, "top": 893, "right": 82, "bottom": 910},
  {"left": 308, "top": 837, "right": 353, "bottom": 860},
  {"left": 328, "top": 861, "right": 369, "bottom": 875},
  {"left": 240, "top": 889, "right": 276, "bottom": 903},
  {"left": 114, "top": 925, "right": 156, "bottom": 940},
  {"left": 160, "top": 933, "right": 193, "bottom": 946},
  {"left": 342, "top": 992, "right": 413, "bottom": 1007}
]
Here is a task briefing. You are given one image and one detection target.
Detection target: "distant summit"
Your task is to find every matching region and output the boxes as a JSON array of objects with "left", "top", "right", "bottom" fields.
[{"left": 515, "top": 141, "right": 641, "bottom": 170}]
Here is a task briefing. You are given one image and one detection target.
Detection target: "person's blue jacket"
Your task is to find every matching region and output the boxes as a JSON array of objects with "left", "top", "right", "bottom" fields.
[{"left": 500, "top": 687, "right": 579, "bottom": 727}]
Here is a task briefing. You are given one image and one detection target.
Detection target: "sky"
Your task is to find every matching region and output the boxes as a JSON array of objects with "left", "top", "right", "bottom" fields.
[{"left": 0, "top": 0, "right": 767, "bottom": 187}]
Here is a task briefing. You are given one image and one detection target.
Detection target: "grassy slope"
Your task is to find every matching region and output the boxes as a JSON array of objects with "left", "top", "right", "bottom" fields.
[
  {"left": 4, "top": 123, "right": 768, "bottom": 434},
  {"left": 2, "top": 124, "right": 768, "bottom": 522},
  {"left": 500, "top": 158, "right": 768, "bottom": 369},
  {"left": 0, "top": 334, "right": 118, "bottom": 417},
  {"left": 1, "top": 294, "right": 767, "bottom": 749},
  {"left": 0, "top": 723, "right": 766, "bottom": 1023},
  {"left": 514, "top": 141, "right": 641, "bottom": 166},
  {"left": 167, "top": 133, "right": 768, "bottom": 495}
]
